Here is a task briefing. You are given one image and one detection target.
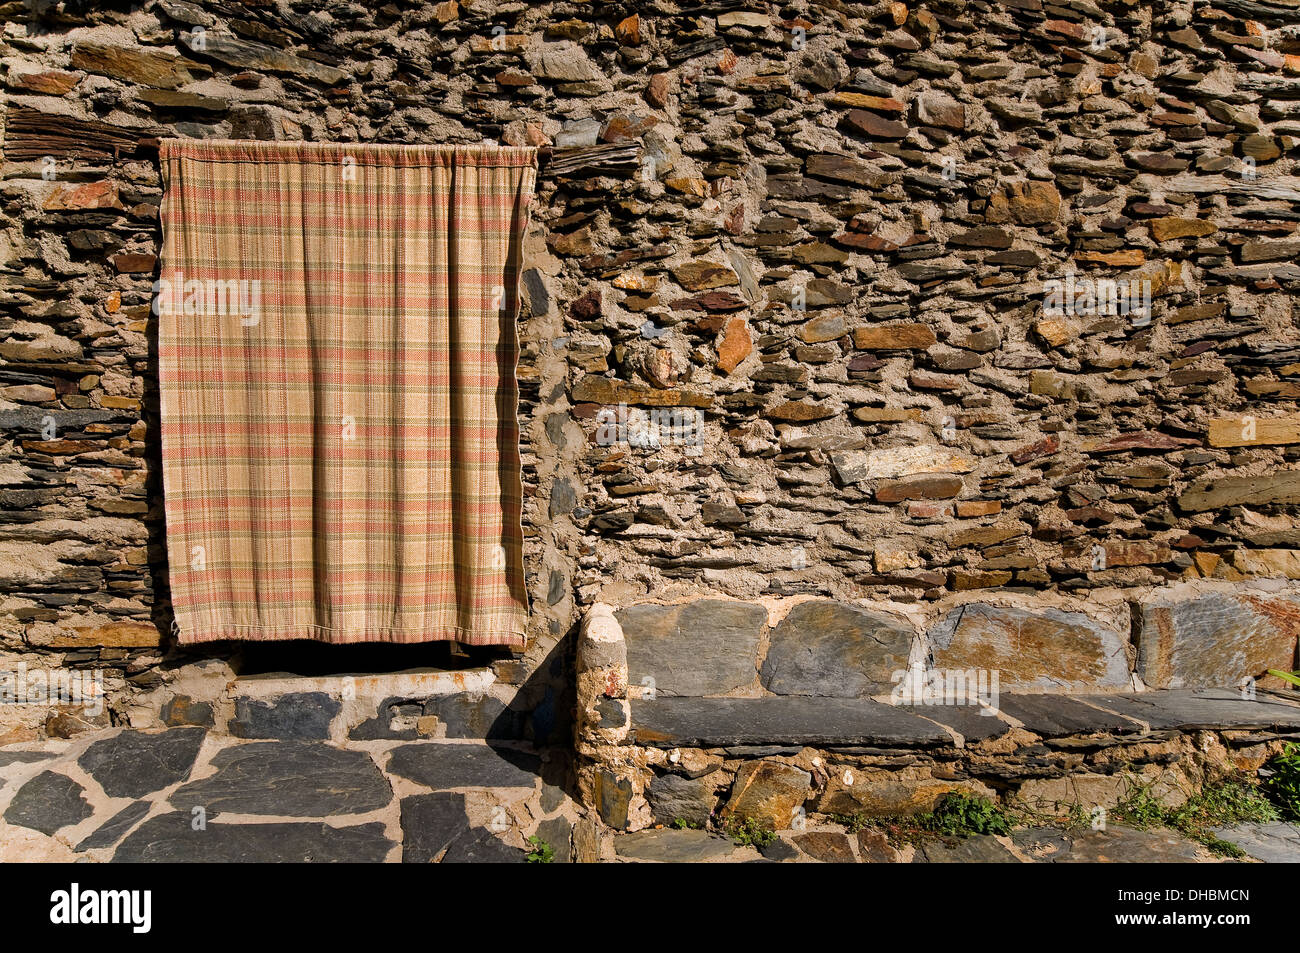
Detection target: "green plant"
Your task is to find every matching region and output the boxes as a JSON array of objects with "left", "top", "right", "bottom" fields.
[
  {"left": 1264, "top": 742, "right": 1300, "bottom": 822},
  {"left": 524, "top": 835, "right": 554, "bottom": 863},
  {"left": 1267, "top": 669, "right": 1300, "bottom": 690},
  {"left": 924, "top": 792, "right": 1013, "bottom": 838},
  {"left": 1112, "top": 774, "right": 1277, "bottom": 859},
  {"left": 724, "top": 815, "right": 776, "bottom": 848},
  {"left": 671, "top": 817, "right": 702, "bottom": 830}
]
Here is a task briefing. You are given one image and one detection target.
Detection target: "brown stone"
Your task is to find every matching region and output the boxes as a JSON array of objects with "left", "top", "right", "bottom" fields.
[
  {"left": 799, "top": 314, "right": 848, "bottom": 344},
  {"left": 829, "top": 92, "right": 906, "bottom": 113},
  {"left": 615, "top": 13, "right": 641, "bottom": 45},
  {"left": 716, "top": 317, "right": 752, "bottom": 375},
  {"left": 112, "top": 253, "right": 157, "bottom": 274},
  {"left": 646, "top": 73, "right": 671, "bottom": 107},
  {"left": 673, "top": 260, "right": 738, "bottom": 292},
  {"left": 722, "top": 760, "right": 811, "bottom": 830},
  {"left": 29, "top": 621, "right": 161, "bottom": 649},
  {"left": 1149, "top": 217, "right": 1217, "bottom": 242},
  {"left": 1009, "top": 435, "right": 1059, "bottom": 465},
  {"left": 768, "top": 401, "right": 840, "bottom": 423},
  {"left": 986, "top": 181, "right": 1062, "bottom": 226},
  {"left": 1209, "top": 414, "right": 1300, "bottom": 448},
  {"left": 10, "top": 70, "right": 80, "bottom": 95},
  {"left": 70, "top": 42, "right": 206, "bottom": 89},
  {"left": 843, "top": 110, "right": 908, "bottom": 139},
  {"left": 852, "top": 324, "right": 936, "bottom": 350},
  {"left": 44, "top": 180, "right": 125, "bottom": 212},
  {"left": 876, "top": 474, "right": 964, "bottom": 503},
  {"left": 571, "top": 376, "right": 710, "bottom": 408}
]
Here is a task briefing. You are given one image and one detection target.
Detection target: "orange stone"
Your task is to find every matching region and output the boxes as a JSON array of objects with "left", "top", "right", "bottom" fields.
[{"left": 716, "top": 317, "right": 752, "bottom": 374}]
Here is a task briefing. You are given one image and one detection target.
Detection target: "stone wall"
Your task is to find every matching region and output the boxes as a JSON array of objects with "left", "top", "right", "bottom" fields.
[{"left": 2, "top": 0, "right": 1300, "bottom": 742}]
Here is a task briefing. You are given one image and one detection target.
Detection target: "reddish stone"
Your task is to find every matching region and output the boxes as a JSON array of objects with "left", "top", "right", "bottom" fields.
[
  {"left": 44, "top": 180, "right": 125, "bottom": 212},
  {"left": 876, "top": 474, "right": 964, "bottom": 503},
  {"left": 843, "top": 109, "right": 908, "bottom": 139},
  {"left": 1009, "top": 435, "right": 1059, "bottom": 464},
  {"left": 646, "top": 73, "right": 671, "bottom": 108},
  {"left": 716, "top": 317, "right": 752, "bottom": 375},
  {"left": 112, "top": 253, "right": 157, "bottom": 273},
  {"left": 1084, "top": 432, "right": 1200, "bottom": 454}
]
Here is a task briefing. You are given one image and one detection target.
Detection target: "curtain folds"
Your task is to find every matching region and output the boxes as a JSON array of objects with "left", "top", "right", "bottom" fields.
[{"left": 157, "top": 139, "right": 536, "bottom": 646}]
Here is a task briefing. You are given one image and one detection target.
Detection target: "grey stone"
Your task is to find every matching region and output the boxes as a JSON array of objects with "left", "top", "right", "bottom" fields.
[
  {"left": 896, "top": 703, "right": 1011, "bottom": 741},
  {"left": 594, "top": 768, "right": 632, "bottom": 830},
  {"left": 348, "top": 697, "right": 420, "bottom": 741},
  {"left": 995, "top": 695, "right": 1146, "bottom": 737},
  {"left": 440, "top": 826, "right": 526, "bottom": 863},
  {"left": 1212, "top": 822, "right": 1300, "bottom": 863},
  {"left": 761, "top": 599, "right": 914, "bottom": 696},
  {"left": 229, "top": 692, "right": 340, "bottom": 740},
  {"left": 0, "top": 750, "right": 56, "bottom": 768},
  {"left": 614, "top": 829, "right": 745, "bottom": 862},
  {"left": 1135, "top": 590, "right": 1300, "bottom": 690},
  {"left": 550, "top": 478, "right": 577, "bottom": 519},
  {"left": 1052, "top": 825, "right": 1205, "bottom": 863},
  {"left": 422, "top": 693, "right": 522, "bottom": 740},
  {"left": 3, "top": 771, "right": 93, "bottom": 835},
  {"left": 170, "top": 742, "right": 391, "bottom": 817},
  {"left": 386, "top": 743, "right": 540, "bottom": 790},
  {"left": 75, "top": 800, "right": 152, "bottom": 851},
  {"left": 1079, "top": 689, "right": 1300, "bottom": 731},
  {"left": 177, "top": 31, "right": 348, "bottom": 85},
  {"left": 760, "top": 837, "right": 801, "bottom": 862},
  {"left": 113, "top": 814, "right": 393, "bottom": 862},
  {"left": 913, "top": 834, "right": 1021, "bottom": 863},
  {"left": 631, "top": 697, "right": 950, "bottom": 748},
  {"left": 647, "top": 771, "right": 717, "bottom": 827},
  {"left": 523, "top": 268, "right": 550, "bottom": 316},
  {"left": 400, "top": 792, "right": 470, "bottom": 863},
  {"left": 534, "top": 815, "right": 574, "bottom": 863},
  {"left": 78, "top": 727, "right": 206, "bottom": 798},
  {"left": 618, "top": 599, "right": 766, "bottom": 696}
]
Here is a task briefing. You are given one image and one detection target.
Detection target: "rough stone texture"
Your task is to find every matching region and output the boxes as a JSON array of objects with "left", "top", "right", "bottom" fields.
[
  {"left": 613, "top": 828, "right": 750, "bottom": 862},
  {"left": 1135, "top": 589, "right": 1300, "bottom": 690},
  {"left": 77, "top": 727, "right": 206, "bottom": 798},
  {"left": 114, "top": 814, "right": 394, "bottom": 863},
  {"left": 721, "top": 760, "right": 811, "bottom": 829},
  {"left": 3, "top": 770, "right": 93, "bottom": 834},
  {"left": 617, "top": 600, "right": 765, "bottom": 696},
  {"left": 928, "top": 603, "right": 1130, "bottom": 692},
  {"left": 74, "top": 799, "right": 152, "bottom": 852},
  {"left": 647, "top": 771, "right": 717, "bottom": 827},
  {"left": 170, "top": 741, "right": 392, "bottom": 817},
  {"left": 228, "top": 692, "right": 341, "bottom": 740},
  {"left": 761, "top": 600, "right": 914, "bottom": 696}
]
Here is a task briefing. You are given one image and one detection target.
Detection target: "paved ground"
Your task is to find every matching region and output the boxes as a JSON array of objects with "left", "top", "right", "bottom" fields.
[{"left": 0, "top": 728, "right": 576, "bottom": 862}]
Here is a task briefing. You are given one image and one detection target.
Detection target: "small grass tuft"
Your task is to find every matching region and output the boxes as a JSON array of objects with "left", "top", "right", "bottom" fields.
[
  {"left": 524, "top": 835, "right": 554, "bottom": 863},
  {"left": 723, "top": 815, "right": 777, "bottom": 848},
  {"left": 1264, "top": 742, "right": 1300, "bottom": 822}
]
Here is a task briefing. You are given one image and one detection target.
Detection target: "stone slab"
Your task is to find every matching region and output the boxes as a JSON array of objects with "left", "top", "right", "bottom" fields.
[
  {"left": 170, "top": 741, "right": 391, "bottom": 817},
  {"left": 75, "top": 800, "right": 151, "bottom": 852},
  {"left": 228, "top": 692, "right": 340, "bottom": 740},
  {"left": 400, "top": 792, "right": 470, "bottom": 863},
  {"left": 760, "top": 599, "right": 914, "bottom": 696},
  {"left": 614, "top": 828, "right": 750, "bottom": 862},
  {"left": 3, "top": 770, "right": 93, "bottom": 835},
  {"left": 77, "top": 727, "right": 206, "bottom": 798},
  {"left": 113, "top": 814, "right": 393, "bottom": 862},
  {"left": 996, "top": 694, "right": 1147, "bottom": 737},
  {"left": 386, "top": 743, "right": 541, "bottom": 790},
  {"left": 617, "top": 600, "right": 766, "bottom": 696},
  {"left": 630, "top": 696, "right": 951, "bottom": 748},
  {"left": 1212, "top": 822, "right": 1300, "bottom": 863},
  {"left": 1078, "top": 689, "right": 1300, "bottom": 731}
]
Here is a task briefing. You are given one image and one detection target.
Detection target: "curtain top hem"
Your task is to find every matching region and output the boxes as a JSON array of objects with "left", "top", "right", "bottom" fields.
[{"left": 160, "top": 138, "right": 539, "bottom": 169}]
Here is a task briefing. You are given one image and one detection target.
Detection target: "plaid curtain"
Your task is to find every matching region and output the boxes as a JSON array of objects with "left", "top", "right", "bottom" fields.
[{"left": 157, "top": 140, "right": 537, "bottom": 647}]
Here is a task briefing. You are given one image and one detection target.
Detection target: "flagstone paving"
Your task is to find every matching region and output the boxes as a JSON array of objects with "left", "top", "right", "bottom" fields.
[{"left": 3, "top": 726, "right": 1299, "bottom": 863}]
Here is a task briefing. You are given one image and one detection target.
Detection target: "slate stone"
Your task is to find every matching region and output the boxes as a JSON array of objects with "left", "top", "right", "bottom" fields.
[
  {"left": 631, "top": 697, "right": 950, "bottom": 748},
  {"left": 3, "top": 771, "right": 93, "bottom": 835},
  {"left": 928, "top": 603, "right": 1130, "bottom": 692},
  {"left": 1212, "top": 822, "right": 1300, "bottom": 863},
  {"left": 348, "top": 696, "right": 420, "bottom": 741},
  {"left": 1134, "top": 590, "right": 1300, "bottom": 690},
  {"left": 422, "top": 692, "right": 523, "bottom": 740},
  {"left": 75, "top": 800, "right": 152, "bottom": 852},
  {"left": 78, "top": 727, "right": 206, "bottom": 798},
  {"left": 913, "top": 834, "right": 1021, "bottom": 863},
  {"left": 386, "top": 743, "right": 541, "bottom": 790},
  {"left": 170, "top": 742, "right": 391, "bottom": 817},
  {"left": 759, "top": 837, "right": 802, "bottom": 862},
  {"left": 896, "top": 703, "right": 1011, "bottom": 741},
  {"left": 724, "top": 760, "right": 811, "bottom": 829},
  {"left": 441, "top": 825, "right": 527, "bottom": 863},
  {"left": 113, "top": 814, "right": 393, "bottom": 862},
  {"left": 647, "top": 771, "right": 717, "bottom": 827},
  {"left": 1051, "top": 825, "right": 1204, "bottom": 863},
  {"left": 594, "top": 768, "right": 633, "bottom": 830},
  {"left": 533, "top": 816, "right": 574, "bottom": 864},
  {"left": 160, "top": 695, "right": 215, "bottom": 728},
  {"left": 228, "top": 692, "right": 340, "bottom": 740},
  {"left": 617, "top": 599, "right": 766, "bottom": 696},
  {"left": 0, "top": 750, "right": 56, "bottom": 768},
  {"left": 1080, "top": 689, "right": 1300, "bottom": 731},
  {"left": 995, "top": 695, "right": 1146, "bottom": 737},
  {"left": 792, "top": 830, "right": 856, "bottom": 863},
  {"left": 614, "top": 829, "right": 745, "bottom": 862},
  {"left": 761, "top": 599, "right": 914, "bottom": 696},
  {"left": 400, "top": 792, "right": 470, "bottom": 863}
]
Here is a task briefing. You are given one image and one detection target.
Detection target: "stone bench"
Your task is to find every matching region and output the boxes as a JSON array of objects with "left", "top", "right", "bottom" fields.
[{"left": 575, "top": 591, "right": 1300, "bottom": 832}]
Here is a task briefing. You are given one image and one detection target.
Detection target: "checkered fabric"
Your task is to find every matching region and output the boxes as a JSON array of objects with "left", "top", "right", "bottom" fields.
[{"left": 157, "top": 139, "right": 537, "bottom": 646}]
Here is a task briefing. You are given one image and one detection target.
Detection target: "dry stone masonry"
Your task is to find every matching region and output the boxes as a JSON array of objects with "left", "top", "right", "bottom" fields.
[{"left": 2, "top": 0, "right": 1300, "bottom": 857}]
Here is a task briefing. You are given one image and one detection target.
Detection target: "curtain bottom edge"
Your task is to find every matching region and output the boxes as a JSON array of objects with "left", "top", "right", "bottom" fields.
[{"left": 176, "top": 624, "right": 527, "bottom": 648}]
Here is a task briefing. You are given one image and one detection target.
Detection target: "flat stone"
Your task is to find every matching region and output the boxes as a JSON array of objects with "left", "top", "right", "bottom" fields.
[
  {"left": 1134, "top": 590, "right": 1300, "bottom": 689},
  {"left": 178, "top": 31, "right": 347, "bottom": 85},
  {"left": 0, "top": 750, "right": 56, "bottom": 768},
  {"left": 617, "top": 600, "right": 765, "bottom": 696},
  {"left": 792, "top": 830, "right": 857, "bottom": 862},
  {"left": 853, "top": 323, "right": 937, "bottom": 349},
  {"left": 228, "top": 692, "right": 340, "bottom": 740},
  {"left": 761, "top": 599, "right": 915, "bottom": 696},
  {"left": 1179, "top": 469, "right": 1300, "bottom": 512},
  {"left": 895, "top": 703, "right": 1011, "bottom": 741},
  {"left": 647, "top": 771, "right": 717, "bottom": 827},
  {"left": 631, "top": 697, "right": 950, "bottom": 748},
  {"left": 614, "top": 828, "right": 746, "bottom": 862},
  {"left": 1052, "top": 826, "right": 1204, "bottom": 863},
  {"left": 114, "top": 814, "right": 393, "bottom": 862},
  {"left": 386, "top": 743, "right": 541, "bottom": 790},
  {"left": 1080, "top": 689, "right": 1300, "bottom": 731},
  {"left": 534, "top": 816, "right": 574, "bottom": 863},
  {"left": 913, "top": 834, "right": 1021, "bottom": 863},
  {"left": 876, "top": 474, "right": 964, "bottom": 502},
  {"left": 995, "top": 695, "right": 1145, "bottom": 737},
  {"left": 1211, "top": 822, "right": 1300, "bottom": 863},
  {"left": 400, "top": 792, "right": 470, "bottom": 862},
  {"left": 986, "top": 180, "right": 1062, "bottom": 225},
  {"left": 594, "top": 768, "right": 633, "bottom": 829},
  {"left": 440, "top": 826, "right": 526, "bottom": 863},
  {"left": 830, "top": 445, "right": 973, "bottom": 485},
  {"left": 74, "top": 800, "right": 151, "bottom": 852},
  {"left": 3, "top": 771, "right": 93, "bottom": 835},
  {"left": 70, "top": 42, "right": 206, "bottom": 89},
  {"left": 171, "top": 742, "right": 391, "bottom": 817},
  {"left": 78, "top": 727, "right": 206, "bottom": 798},
  {"left": 928, "top": 604, "right": 1130, "bottom": 692},
  {"left": 723, "top": 760, "right": 811, "bottom": 829},
  {"left": 1209, "top": 414, "right": 1300, "bottom": 448}
]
